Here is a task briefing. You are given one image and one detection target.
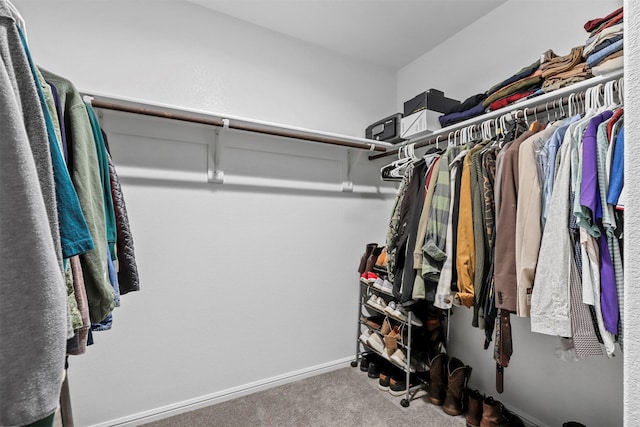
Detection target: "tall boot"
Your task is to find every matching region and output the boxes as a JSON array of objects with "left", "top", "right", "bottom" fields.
[
  {"left": 466, "top": 389, "right": 483, "bottom": 427},
  {"left": 358, "top": 243, "right": 377, "bottom": 274},
  {"left": 364, "top": 246, "right": 384, "bottom": 274},
  {"left": 427, "top": 352, "right": 447, "bottom": 405},
  {"left": 480, "top": 396, "right": 524, "bottom": 427},
  {"left": 443, "top": 357, "right": 471, "bottom": 416}
]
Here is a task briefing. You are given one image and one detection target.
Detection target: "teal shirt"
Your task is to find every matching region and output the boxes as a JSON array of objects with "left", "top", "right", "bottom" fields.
[
  {"left": 85, "top": 102, "right": 117, "bottom": 260},
  {"left": 18, "top": 27, "right": 94, "bottom": 258}
]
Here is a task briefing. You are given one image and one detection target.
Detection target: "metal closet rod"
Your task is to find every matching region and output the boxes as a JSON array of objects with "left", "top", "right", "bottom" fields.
[
  {"left": 369, "top": 73, "right": 623, "bottom": 161},
  {"left": 89, "top": 99, "right": 388, "bottom": 153}
]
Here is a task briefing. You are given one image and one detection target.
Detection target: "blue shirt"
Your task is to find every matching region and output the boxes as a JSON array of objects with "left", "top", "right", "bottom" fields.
[{"left": 607, "top": 126, "right": 624, "bottom": 207}]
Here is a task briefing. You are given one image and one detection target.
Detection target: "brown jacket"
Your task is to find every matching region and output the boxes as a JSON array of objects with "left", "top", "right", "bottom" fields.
[{"left": 494, "top": 129, "right": 537, "bottom": 312}]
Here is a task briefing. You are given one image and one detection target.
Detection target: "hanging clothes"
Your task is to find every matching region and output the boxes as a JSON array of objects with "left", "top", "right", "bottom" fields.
[
  {"left": 0, "top": 3, "right": 67, "bottom": 424},
  {"left": 41, "top": 68, "right": 116, "bottom": 324}
]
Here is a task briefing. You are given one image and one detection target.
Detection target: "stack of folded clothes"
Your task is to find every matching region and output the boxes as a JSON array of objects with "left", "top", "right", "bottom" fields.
[
  {"left": 540, "top": 46, "right": 591, "bottom": 93},
  {"left": 437, "top": 7, "right": 623, "bottom": 128},
  {"left": 583, "top": 7, "right": 623, "bottom": 76},
  {"left": 438, "top": 54, "right": 550, "bottom": 127}
]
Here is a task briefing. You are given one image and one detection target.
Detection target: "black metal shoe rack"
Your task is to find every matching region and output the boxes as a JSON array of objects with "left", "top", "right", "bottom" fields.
[{"left": 351, "top": 280, "right": 428, "bottom": 407}]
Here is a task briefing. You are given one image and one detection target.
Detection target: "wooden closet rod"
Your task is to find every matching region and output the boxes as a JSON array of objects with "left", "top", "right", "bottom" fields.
[
  {"left": 369, "top": 70, "right": 623, "bottom": 161},
  {"left": 89, "top": 99, "right": 388, "bottom": 152}
]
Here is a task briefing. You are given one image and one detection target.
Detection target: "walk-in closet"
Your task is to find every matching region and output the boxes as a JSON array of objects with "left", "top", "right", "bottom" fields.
[{"left": 2, "top": 1, "right": 637, "bottom": 426}]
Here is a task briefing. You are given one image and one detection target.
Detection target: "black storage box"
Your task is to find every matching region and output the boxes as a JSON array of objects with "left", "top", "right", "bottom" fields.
[
  {"left": 366, "top": 113, "right": 404, "bottom": 144},
  {"left": 404, "top": 89, "right": 460, "bottom": 116}
]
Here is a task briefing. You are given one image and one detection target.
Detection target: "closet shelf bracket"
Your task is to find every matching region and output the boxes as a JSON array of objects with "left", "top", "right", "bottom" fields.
[{"left": 207, "top": 128, "right": 224, "bottom": 184}]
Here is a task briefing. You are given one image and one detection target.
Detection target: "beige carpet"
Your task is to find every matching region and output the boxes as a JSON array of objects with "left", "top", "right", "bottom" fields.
[{"left": 142, "top": 366, "right": 467, "bottom": 426}]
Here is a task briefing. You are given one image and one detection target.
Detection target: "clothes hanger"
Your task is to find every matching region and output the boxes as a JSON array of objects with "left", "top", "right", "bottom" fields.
[
  {"left": 618, "top": 78, "right": 624, "bottom": 105},
  {"left": 380, "top": 144, "right": 410, "bottom": 181}
]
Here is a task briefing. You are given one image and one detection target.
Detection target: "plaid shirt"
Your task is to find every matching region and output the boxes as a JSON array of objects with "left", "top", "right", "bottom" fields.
[{"left": 421, "top": 146, "right": 463, "bottom": 280}]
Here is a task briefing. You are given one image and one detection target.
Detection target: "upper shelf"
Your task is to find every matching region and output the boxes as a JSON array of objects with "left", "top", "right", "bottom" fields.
[{"left": 81, "top": 91, "right": 393, "bottom": 153}]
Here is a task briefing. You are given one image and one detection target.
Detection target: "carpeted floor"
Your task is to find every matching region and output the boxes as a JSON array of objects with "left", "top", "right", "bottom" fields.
[{"left": 142, "top": 366, "right": 467, "bottom": 426}]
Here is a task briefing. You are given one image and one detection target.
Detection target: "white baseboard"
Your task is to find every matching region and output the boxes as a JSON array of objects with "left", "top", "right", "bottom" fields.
[{"left": 93, "top": 356, "right": 354, "bottom": 427}]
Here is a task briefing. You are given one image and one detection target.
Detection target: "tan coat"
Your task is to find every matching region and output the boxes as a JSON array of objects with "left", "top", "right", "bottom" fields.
[{"left": 515, "top": 124, "right": 561, "bottom": 316}]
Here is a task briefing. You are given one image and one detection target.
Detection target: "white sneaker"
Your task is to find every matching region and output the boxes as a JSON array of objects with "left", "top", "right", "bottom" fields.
[
  {"left": 383, "top": 301, "right": 397, "bottom": 317},
  {"left": 359, "top": 329, "right": 373, "bottom": 344},
  {"left": 372, "top": 278, "right": 385, "bottom": 291},
  {"left": 376, "top": 296, "right": 388, "bottom": 310},
  {"left": 390, "top": 348, "right": 406, "bottom": 367},
  {"left": 380, "top": 280, "right": 394, "bottom": 295},
  {"left": 391, "top": 306, "right": 408, "bottom": 323},
  {"left": 366, "top": 333, "right": 385, "bottom": 354},
  {"left": 366, "top": 295, "right": 382, "bottom": 311}
]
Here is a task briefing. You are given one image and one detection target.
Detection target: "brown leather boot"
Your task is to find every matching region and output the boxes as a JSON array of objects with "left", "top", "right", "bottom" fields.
[
  {"left": 427, "top": 352, "right": 447, "bottom": 405},
  {"left": 358, "top": 243, "right": 377, "bottom": 274},
  {"left": 466, "top": 389, "right": 483, "bottom": 427},
  {"left": 364, "top": 246, "right": 383, "bottom": 274},
  {"left": 443, "top": 357, "right": 471, "bottom": 416},
  {"left": 480, "top": 396, "right": 524, "bottom": 427}
]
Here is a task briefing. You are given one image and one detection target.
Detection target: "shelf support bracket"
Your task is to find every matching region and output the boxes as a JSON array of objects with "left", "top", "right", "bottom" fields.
[{"left": 207, "top": 128, "right": 224, "bottom": 184}]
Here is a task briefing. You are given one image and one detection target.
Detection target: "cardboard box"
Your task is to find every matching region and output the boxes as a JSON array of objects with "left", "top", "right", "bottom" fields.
[
  {"left": 400, "top": 110, "right": 441, "bottom": 139},
  {"left": 404, "top": 89, "right": 460, "bottom": 116}
]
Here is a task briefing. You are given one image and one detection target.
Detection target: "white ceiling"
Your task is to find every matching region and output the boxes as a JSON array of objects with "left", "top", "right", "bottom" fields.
[{"left": 186, "top": 0, "right": 507, "bottom": 69}]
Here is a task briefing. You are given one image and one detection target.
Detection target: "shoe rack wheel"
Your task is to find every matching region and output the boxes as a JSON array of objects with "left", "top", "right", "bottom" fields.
[
  {"left": 350, "top": 360, "right": 358, "bottom": 368},
  {"left": 400, "top": 399, "right": 410, "bottom": 408}
]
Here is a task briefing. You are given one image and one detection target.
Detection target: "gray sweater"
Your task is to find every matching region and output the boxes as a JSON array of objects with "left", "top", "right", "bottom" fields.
[{"left": 0, "top": 4, "right": 67, "bottom": 425}]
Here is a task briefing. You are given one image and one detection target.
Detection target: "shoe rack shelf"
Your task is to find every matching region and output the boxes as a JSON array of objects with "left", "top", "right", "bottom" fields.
[{"left": 352, "top": 280, "right": 428, "bottom": 407}]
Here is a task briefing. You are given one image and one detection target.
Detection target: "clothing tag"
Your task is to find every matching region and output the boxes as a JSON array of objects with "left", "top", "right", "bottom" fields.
[{"left": 526, "top": 288, "right": 533, "bottom": 306}]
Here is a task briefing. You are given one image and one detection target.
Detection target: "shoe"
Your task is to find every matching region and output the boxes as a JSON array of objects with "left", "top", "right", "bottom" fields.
[
  {"left": 384, "top": 301, "right": 398, "bottom": 317},
  {"left": 443, "top": 357, "right": 471, "bottom": 416},
  {"left": 359, "top": 330, "right": 372, "bottom": 344},
  {"left": 428, "top": 352, "right": 447, "bottom": 405},
  {"left": 385, "top": 302, "right": 408, "bottom": 323},
  {"left": 358, "top": 243, "right": 377, "bottom": 274},
  {"left": 481, "top": 396, "right": 524, "bottom": 427},
  {"left": 380, "top": 319, "right": 392, "bottom": 336},
  {"left": 389, "top": 376, "right": 417, "bottom": 397},
  {"left": 367, "top": 362, "right": 381, "bottom": 379},
  {"left": 366, "top": 295, "right": 383, "bottom": 312},
  {"left": 390, "top": 348, "right": 406, "bottom": 367},
  {"left": 378, "top": 372, "right": 392, "bottom": 391},
  {"left": 380, "top": 279, "right": 394, "bottom": 295},
  {"left": 360, "top": 315, "right": 382, "bottom": 330},
  {"left": 373, "top": 247, "right": 388, "bottom": 273},
  {"left": 384, "top": 326, "right": 401, "bottom": 356},
  {"left": 360, "top": 271, "right": 379, "bottom": 285},
  {"left": 359, "top": 353, "right": 373, "bottom": 372},
  {"left": 364, "top": 247, "right": 384, "bottom": 274},
  {"left": 372, "top": 277, "right": 386, "bottom": 291},
  {"left": 366, "top": 333, "right": 385, "bottom": 354},
  {"left": 466, "top": 389, "right": 483, "bottom": 427},
  {"left": 404, "top": 309, "right": 423, "bottom": 327},
  {"left": 376, "top": 296, "right": 388, "bottom": 310}
]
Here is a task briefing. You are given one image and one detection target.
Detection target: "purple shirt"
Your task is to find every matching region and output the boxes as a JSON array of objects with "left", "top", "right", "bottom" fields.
[{"left": 580, "top": 111, "right": 613, "bottom": 221}]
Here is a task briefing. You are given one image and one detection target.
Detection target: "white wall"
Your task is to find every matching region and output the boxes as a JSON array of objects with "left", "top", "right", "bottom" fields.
[
  {"left": 397, "top": 1, "right": 624, "bottom": 426},
  {"left": 12, "top": 1, "right": 398, "bottom": 425},
  {"left": 16, "top": 0, "right": 396, "bottom": 138},
  {"left": 623, "top": 1, "right": 639, "bottom": 426}
]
